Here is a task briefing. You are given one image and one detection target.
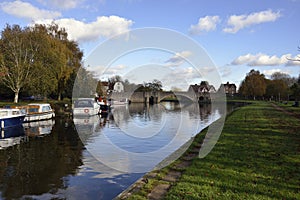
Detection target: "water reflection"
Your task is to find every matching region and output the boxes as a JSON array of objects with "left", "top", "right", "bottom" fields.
[
  {"left": 75, "top": 102, "right": 220, "bottom": 173},
  {"left": 24, "top": 119, "right": 55, "bottom": 137},
  {"left": 0, "top": 102, "right": 224, "bottom": 200},
  {"left": 0, "top": 125, "right": 26, "bottom": 149},
  {"left": 0, "top": 119, "right": 83, "bottom": 200}
]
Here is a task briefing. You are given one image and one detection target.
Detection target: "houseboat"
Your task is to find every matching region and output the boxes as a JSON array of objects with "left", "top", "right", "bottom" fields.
[
  {"left": 24, "top": 103, "right": 55, "bottom": 122},
  {"left": 0, "top": 108, "right": 26, "bottom": 129}
]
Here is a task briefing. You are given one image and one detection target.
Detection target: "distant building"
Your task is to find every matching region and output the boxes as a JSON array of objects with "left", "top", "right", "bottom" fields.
[
  {"left": 220, "top": 82, "right": 237, "bottom": 95},
  {"left": 113, "top": 82, "right": 124, "bottom": 92},
  {"left": 188, "top": 81, "right": 216, "bottom": 94}
]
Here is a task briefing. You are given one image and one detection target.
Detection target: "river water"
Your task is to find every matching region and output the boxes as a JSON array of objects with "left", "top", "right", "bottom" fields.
[{"left": 0, "top": 102, "right": 224, "bottom": 200}]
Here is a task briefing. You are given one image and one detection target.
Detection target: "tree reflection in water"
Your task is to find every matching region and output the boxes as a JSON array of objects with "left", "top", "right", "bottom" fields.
[{"left": 0, "top": 102, "right": 228, "bottom": 199}]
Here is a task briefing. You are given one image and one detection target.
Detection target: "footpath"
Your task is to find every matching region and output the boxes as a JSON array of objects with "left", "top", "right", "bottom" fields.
[{"left": 117, "top": 101, "right": 300, "bottom": 200}]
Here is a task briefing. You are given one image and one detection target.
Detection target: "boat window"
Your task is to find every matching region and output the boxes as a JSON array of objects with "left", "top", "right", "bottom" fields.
[
  {"left": 42, "top": 106, "right": 51, "bottom": 112},
  {"left": 74, "top": 100, "right": 94, "bottom": 108},
  {"left": 29, "top": 108, "right": 39, "bottom": 113},
  {"left": 12, "top": 110, "right": 20, "bottom": 115},
  {"left": 0, "top": 111, "right": 8, "bottom": 117}
]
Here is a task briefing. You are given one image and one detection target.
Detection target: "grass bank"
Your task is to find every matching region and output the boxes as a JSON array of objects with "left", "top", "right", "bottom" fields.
[{"left": 123, "top": 101, "right": 300, "bottom": 199}]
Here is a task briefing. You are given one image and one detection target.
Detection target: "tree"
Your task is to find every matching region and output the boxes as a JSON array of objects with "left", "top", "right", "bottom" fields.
[
  {"left": 270, "top": 72, "right": 289, "bottom": 101},
  {"left": 0, "top": 23, "right": 83, "bottom": 102},
  {"left": 239, "top": 69, "right": 266, "bottom": 100},
  {"left": 142, "top": 79, "right": 163, "bottom": 91},
  {"left": 96, "top": 81, "right": 104, "bottom": 97},
  {"left": 287, "top": 46, "right": 300, "bottom": 62},
  {"left": 265, "top": 79, "right": 288, "bottom": 101},
  {"left": 108, "top": 75, "right": 122, "bottom": 91},
  {"left": 271, "top": 72, "right": 295, "bottom": 87},
  {"left": 45, "top": 23, "right": 83, "bottom": 100},
  {"left": 148, "top": 79, "right": 163, "bottom": 91},
  {"left": 288, "top": 73, "right": 300, "bottom": 101},
  {"left": 72, "top": 67, "right": 98, "bottom": 98},
  {"left": 0, "top": 24, "right": 40, "bottom": 103},
  {"left": 123, "top": 79, "right": 139, "bottom": 93},
  {"left": 23, "top": 24, "right": 57, "bottom": 98},
  {"left": 290, "top": 83, "right": 300, "bottom": 101}
]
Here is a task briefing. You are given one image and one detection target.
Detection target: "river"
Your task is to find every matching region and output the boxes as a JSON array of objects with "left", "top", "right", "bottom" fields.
[{"left": 0, "top": 102, "right": 225, "bottom": 200}]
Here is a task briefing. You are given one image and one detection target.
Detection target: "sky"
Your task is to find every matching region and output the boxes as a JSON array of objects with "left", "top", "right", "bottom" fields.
[{"left": 1, "top": 0, "right": 300, "bottom": 90}]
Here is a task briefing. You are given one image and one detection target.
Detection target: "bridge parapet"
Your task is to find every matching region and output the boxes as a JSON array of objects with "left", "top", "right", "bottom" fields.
[{"left": 109, "top": 90, "right": 215, "bottom": 103}]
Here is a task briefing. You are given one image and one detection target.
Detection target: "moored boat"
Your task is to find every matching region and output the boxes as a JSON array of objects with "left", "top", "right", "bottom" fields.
[
  {"left": 73, "top": 98, "right": 101, "bottom": 116},
  {"left": 23, "top": 103, "right": 55, "bottom": 122},
  {"left": 109, "top": 98, "right": 129, "bottom": 108},
  {"left": 0, "top": 108, "right": 26, "bottom": 129}
]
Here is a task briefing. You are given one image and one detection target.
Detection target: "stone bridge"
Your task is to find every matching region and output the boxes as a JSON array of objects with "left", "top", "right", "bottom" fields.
[{"left": 109, "top": 91, "right": 213, "bottom": 103}]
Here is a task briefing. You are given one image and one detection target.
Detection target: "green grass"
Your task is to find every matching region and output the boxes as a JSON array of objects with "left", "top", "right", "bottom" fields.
[
  {"left": 273, "top": 101, "right": 300, "bottom": 115},
  {"left": 164, "top": 102, "right": 300, "bottom": 199}
]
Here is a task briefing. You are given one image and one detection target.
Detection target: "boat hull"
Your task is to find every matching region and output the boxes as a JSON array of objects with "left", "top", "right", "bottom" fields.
[
  {"left": 24, "top": 111, "right": 55, "bottom": 122},
  {"left": 0, "top": 115, "right": 25, "bottom": 129},
  {"left": 73, "top": 108, "right": 100, "bottom": 116}
]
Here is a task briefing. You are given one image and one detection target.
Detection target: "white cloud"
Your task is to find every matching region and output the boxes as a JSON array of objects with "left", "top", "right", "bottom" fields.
[
  {"left": 231, "top": 53, "right": 300, "bottom": 66},
  {"left": 41, "top": 0, "right": 84, "bottom": 10},
  {"left": 218, "top": 66, "right": 232, "bottom": 77},
  {"left": 263, "top": 69, "right": 291, "bottom": 77},
  {"left": 165, "top": 51, "right": 192, "bottom": 67},
  {"left": 223, "top": 10, "right": 281, "bottom": 33},
  {"left": 189, "top": 16, "right": 220, "bottom": 35},
  {"left": 86, "top": 64, "right": 127, "bottom": 78},
  {"left": 286, "top": 55, "right": 300, "bottom": 66},
  {"left": 35, "top": 16, "right": 133, "bottom": 42},
  {"left": 103, "top": 64, "right": 127, "bottom": 75},
  {"left": 0, "top": 0, "right": 61, "bottom": 21}
]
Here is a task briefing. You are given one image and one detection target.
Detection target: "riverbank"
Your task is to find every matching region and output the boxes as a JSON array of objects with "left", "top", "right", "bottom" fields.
[{"left": 118, "top": 101, "right": 300, "bottom": 199}]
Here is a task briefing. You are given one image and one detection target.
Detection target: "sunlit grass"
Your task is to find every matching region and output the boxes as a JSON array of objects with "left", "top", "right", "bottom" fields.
[{"left": 164, "top": 101, "right": 300, "bottom": 199}]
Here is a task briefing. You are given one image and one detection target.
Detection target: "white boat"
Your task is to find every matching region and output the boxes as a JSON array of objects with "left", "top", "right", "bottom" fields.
[
  {"left": 73, "top": 98, "right": 101, "bottom": 116},
  {"left": 0, "top": 108, "right": 26, "bottom": 129},
  {"left": 24, "top": 103, "right": 55, "bottom": 122},
  {"left": 110, "top": 98, "right": 129, "bottom": 107}
]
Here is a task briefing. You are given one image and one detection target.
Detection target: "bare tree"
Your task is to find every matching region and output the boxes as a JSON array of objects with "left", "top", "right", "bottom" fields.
[
  {"left": 287, "top": 46, "right": 300, "bottom": 62},
  {"left": 0, "top": 25, "right": 39, "bottom": 103}
]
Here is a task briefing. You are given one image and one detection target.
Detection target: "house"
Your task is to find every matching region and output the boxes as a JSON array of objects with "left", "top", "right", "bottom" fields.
[
  {"left": 188, "top": 81, "right": 216, "bottom": 94},
  {"left": 220, "top": 82, "right": 237, "bottom": 95},
  {"left": 113, "top": 82, "right": 124, "bottom": 92}
]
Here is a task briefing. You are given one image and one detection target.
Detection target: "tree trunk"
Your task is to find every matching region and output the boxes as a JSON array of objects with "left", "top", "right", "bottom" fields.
[
  {"left": 58, "top": 92, "right": 61, "bottom": 101},
  {"left": 14, "top": 91, "right": 19, "bottom": 103}
]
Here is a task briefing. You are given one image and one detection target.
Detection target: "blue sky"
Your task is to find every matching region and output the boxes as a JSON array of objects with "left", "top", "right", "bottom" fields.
[{"left": 1, "top": 0, "right": 300, "bottom": 90}]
